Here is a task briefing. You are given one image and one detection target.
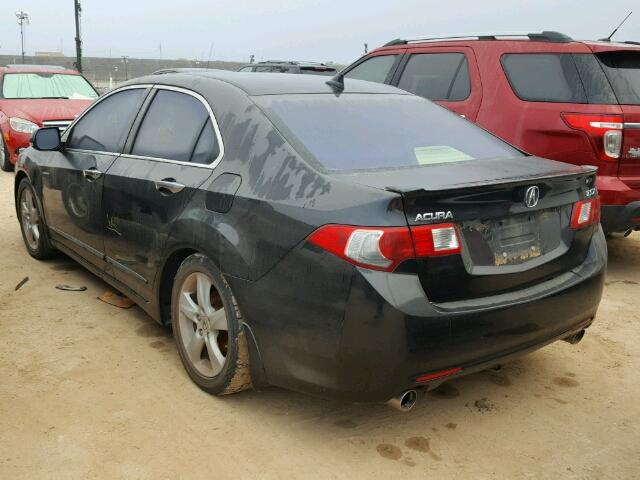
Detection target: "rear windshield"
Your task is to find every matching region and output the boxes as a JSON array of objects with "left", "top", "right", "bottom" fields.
[
  {"left": 2, "top": 73, "right": 98, "bottom": 100},
  {"left": 255, "top": 94, "right": 521, "bottom": 171},
  {"left": 597, "top": 51, "right": 640, "bottom": 105},
  {"left": 501, "top": 53, "right": 617, "bottom": 104}
]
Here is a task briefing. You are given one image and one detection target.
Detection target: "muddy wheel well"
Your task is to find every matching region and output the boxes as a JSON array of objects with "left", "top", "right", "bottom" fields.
[
  {"left": 158, "top": 248, "right": 198, "bottom": 325},
  {"left": 14, "top": 171, "right": 27, "bottom": 203}
]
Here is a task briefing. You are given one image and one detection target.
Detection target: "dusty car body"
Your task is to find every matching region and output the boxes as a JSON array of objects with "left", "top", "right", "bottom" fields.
[{"left": 15, "top": 71, "right": 606, "bottom": 404}]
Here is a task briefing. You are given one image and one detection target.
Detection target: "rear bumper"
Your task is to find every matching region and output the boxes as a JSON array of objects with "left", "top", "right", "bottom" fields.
[
  {"left": 234, "top": 228, "right": 607, "bottom": 403},
  {"left": 597, "top": 175, "right": 640, "bottom": 232},
  {"left": 600, "top": 202, "right": 640, "bottom": 233}
]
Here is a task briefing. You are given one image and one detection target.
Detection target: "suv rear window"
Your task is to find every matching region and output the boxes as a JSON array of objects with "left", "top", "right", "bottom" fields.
[
  {"left": 597, "top": 51, "right": 640, "bottom": 105},
  {"left": 502, "top": 53, "right": 616, "bottom": 104},
  {"left": 256, "top": 94, "right": 521, "bottom": 172},
  {"left": 397, "top": 53, "right": 471, "bottom": 101}
]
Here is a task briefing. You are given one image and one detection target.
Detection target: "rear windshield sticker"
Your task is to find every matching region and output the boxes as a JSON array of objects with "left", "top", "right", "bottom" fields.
[{"left": 414, "top": 146, "right": 474, "bottom": 165}]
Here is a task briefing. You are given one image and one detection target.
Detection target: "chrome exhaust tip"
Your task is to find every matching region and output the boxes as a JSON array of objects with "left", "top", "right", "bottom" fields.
[
  {"left": 387, "top": 389, "right": 418, "bottom": 412},
  {"left": 563, "top": 329, "right": 585, "bottom": 345}
]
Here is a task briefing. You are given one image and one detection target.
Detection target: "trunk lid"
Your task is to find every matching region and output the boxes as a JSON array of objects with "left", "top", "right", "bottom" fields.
[{"left": 341, "top": 156, "right": 598, "bottom": 302}]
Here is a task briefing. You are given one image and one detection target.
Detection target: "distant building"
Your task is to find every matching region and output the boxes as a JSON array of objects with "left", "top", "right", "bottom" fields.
[{"left": 35, "top": 51, "right": 64, "bottom": 57}]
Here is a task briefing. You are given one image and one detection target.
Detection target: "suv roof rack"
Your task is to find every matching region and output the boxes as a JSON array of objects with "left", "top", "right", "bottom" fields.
[
  {"left": 6, "top": 64, "right": 67, "bottom": 70},
  {"left": 259, "top": 60, "right": 329, "bottom": 66},
  {"left": 383, "top": 31, "right": 573, "bottom": 47},
  {"left": 152, "top": 67, "right": 223, "bottom": 75}
]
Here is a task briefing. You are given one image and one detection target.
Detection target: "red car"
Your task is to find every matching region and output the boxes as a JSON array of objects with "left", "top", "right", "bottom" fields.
[
  {"left": 341, "top": 32, "right": 640, "bottom": 234},
  {"left": 0, "top": 64, "right": 98, "bottom": 171}
]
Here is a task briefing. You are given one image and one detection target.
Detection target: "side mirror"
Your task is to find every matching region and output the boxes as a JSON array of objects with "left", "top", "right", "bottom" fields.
[{"left": 32, "top": 127, "right": 62, "bottom": 151}]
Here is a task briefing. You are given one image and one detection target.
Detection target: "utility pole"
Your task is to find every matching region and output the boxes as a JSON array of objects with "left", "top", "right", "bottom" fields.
[
  {"left": 364, "top": 43, "right": 368, "bottom": 55},
  {"left": 74, "top": 0, "right": 82, "bottom": 72},
  {"left": 121, "top": 56, "right": 129, "bottom": 80},
  {"left": 15, "top": 11, "right": 30, "bottom": 64}
]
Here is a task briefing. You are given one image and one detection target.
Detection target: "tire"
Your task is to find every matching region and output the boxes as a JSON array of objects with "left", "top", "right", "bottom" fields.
[
  {"left": 171, "top": 253, "right": 252, "bottom": 395},
  {"left": 16, "top": 178, "right": 56, "bottom": 259},
  {"left": 0, "top": 135, "right": 13, "bottom": 172}
]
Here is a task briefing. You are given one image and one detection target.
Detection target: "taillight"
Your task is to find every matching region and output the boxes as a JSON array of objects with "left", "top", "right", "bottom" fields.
[
  {"left": 411, "top": 224, "right": 461, "bottom": 257},
  {"left": 307, "top": 223, "right": 461, "bottom": 272},
  {"left": 561, "top": 113, "right": 623, "bottom": 161},
  {"left": 570, "top": 197, "right": 600, "bottom": 230}
]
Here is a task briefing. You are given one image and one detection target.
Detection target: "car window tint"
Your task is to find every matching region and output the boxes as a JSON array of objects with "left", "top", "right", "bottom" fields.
[
  {"left": 67, "top": 88, "right": 145, "bottom": 152},
  {"left": 572, "top": 54, "right": 617, "bottom": 104},
  {"left": 239, "top": 66, "right": 254, "bottom": 72},
  {"left": 131, "top": 89, "right": 210, "bottom": 162},
  {"left": 257, "top": 94, "right": 521, "bottom": 172},
  {"left": 190, "top": 119, "right": 220, "bottom": 164},
  {"left": 597, "top": 51, "right": 640, "bottom": 105},
  {"left": 502, "top": 54, "right": 587, "bottom": 103},
  {"left": 398, "top": 53, "right": 471, "bottom": 101},
  {"left": 344, "top": 55, "right": 398, "bottom": 83},
  {"left": 255, "top": 66, "right": 272, "bottom": 72}
]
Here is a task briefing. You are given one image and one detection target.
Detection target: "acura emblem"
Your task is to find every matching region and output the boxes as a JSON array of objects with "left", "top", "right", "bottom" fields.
[{"left": 525, "top": 186, "right": 540, "bottom": 208}]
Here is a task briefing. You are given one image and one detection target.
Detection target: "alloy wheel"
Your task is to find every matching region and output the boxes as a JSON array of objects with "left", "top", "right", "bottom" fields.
[
  {"left": 20, "top": 188, "right": 41, "bottom": 250},
  {"left": 177, "top": 272, "right": 229, "bottom": 377}
]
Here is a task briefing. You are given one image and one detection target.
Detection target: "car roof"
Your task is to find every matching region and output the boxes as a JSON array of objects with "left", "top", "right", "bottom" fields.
[
  {"left": 137, "top": 70, "right": 407, "bottom": 96},
  {"left": 0, "top": 64, "right": 80, "bottom": 75},
  {"left": 370, "top": 32, "right": 640, "bottom": 55}
]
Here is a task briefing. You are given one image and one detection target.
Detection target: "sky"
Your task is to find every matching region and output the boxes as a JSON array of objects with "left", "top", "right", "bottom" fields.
[{"left": 1, "top": 0, "right": 639, "bottom": 64}]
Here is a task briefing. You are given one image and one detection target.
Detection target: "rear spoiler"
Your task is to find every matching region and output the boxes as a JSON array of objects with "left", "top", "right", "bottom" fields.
[{"left": 385, "top": 165, "right": 597, "bottom": 196}]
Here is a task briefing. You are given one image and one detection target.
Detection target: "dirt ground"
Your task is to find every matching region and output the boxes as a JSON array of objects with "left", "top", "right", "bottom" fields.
[{"left": 1, "top": 171, "right": 639, "bottom": 480}]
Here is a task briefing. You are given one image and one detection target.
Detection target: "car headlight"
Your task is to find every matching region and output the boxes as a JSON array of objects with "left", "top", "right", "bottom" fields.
[{"left": 9, "top": 117, "right": 38, "bottom": 134}]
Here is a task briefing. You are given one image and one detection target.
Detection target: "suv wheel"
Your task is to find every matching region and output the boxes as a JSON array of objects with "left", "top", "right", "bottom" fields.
[
  {"left": 171, "top": 253, "right": 252, "bottom": 395},
  {"left": 16, "top": 178, "right": 56, "bottom": 259},
  {"left": 0, "top": 135, "right": 13, "bottom": 172}
]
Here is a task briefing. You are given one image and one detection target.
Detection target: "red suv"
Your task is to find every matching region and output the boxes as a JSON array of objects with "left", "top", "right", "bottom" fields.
[
  {"left": 341, "top": 32, "right": 640, "bottom": 234},
  {"left": 0, "top": 64, "right": 98, "bottom": 171}
]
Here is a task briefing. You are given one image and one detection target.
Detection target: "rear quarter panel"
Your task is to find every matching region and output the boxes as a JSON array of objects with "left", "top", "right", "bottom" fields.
[{"left": 473, "top": 42, "right": 622, "bottom": 178}]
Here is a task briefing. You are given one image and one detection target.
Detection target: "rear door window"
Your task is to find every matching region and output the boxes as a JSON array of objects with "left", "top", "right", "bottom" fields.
[
  {"left": 67, "top": 88, "right": 145, "bottom": 152},
  {"left": 597, "top": 51, "right": 640, "bottom": 105},
  {"left": 502, "top": 53, "right": 616, "bottom": 104},
  {"left": 191, "top": 119, "right": 220, "bottom": 165},
  {"left": 344, "top": 55, "right": 398, "bottom": 84},
  {"left": 397, "top": 53, "right": 471, "bottom": 101},
  {"left": 131, "top": 89, "right": 217, "bottom": 163}
]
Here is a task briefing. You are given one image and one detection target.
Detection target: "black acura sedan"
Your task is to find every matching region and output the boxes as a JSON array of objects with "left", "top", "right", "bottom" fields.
[{"left": 14, "top": 71, "right": 606, "bottom": 408}]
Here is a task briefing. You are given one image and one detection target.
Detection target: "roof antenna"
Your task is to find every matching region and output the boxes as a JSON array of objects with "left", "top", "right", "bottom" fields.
[
  {"left": 326, "top": 71, "right": 345, "bottom": 93},
  {"left": 599, "top": 11, "right": 632, "bottom": 42}
]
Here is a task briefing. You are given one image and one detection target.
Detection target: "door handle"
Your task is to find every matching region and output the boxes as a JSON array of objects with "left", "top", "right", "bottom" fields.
[
  {"left": 83, "top": 167, "right": 103, "bottom": 181},
  {"left": 154, "top": 178, "right": 185, "bottom": 195}
]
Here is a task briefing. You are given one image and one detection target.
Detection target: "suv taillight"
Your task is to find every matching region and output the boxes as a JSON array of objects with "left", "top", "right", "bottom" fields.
[
  {"left": 308, "top": 223, "right": 461, "bottom": 272},
  {"left": 570, "top": 197, "right": 600, "bottom": 230},
  {"left": 561, "top": 113, "right": 623, "bottom": 161}
]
